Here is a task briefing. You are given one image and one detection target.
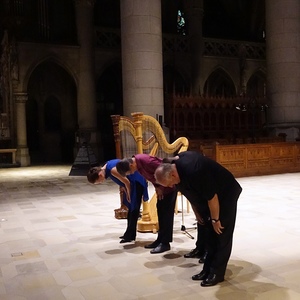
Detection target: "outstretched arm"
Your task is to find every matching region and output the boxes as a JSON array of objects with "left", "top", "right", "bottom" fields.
[{"left": 111, "top": 167, "right": 131, "bottom": 203}]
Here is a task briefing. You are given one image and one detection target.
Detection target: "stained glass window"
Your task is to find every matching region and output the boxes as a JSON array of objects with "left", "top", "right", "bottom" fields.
[{"left": 177, "top": 10, "right": 186, "bottom": 35}]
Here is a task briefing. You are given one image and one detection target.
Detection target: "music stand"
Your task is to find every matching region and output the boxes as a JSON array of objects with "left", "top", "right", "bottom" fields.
[{"left": 179, "top": 193, "right": 195, "bottom": 239}]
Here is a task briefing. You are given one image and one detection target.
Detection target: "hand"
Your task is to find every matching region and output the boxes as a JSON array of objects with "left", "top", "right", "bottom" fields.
[
  {"left": 195, "top": 214, "right": 204, "bottom": 225},
  {"left": 212, "top": 220, "right": 224, "bottom": 234},
  {"left": 125, "top": 182, "right": 132, "bottom": 203},
  {"left": 190, "top": 204, "right": 204, "bottom": 225},
  {"left": 155, "top": 187, "right": 164, "bottom": 200},
  {"left": 121, "top": 186, "right": 131, "bottom": 203}
]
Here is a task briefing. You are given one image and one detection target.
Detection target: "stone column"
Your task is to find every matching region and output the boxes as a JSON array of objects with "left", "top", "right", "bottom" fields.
[
  {"left": 74, "top": 0, "right": 97, "bottom": 142},
  {"left": 14, "top": 92, "right": 30, "bottom": 166},
  {"left": 185, "top": 0, "right": 204, "bottom": 95},
  {"left": 266, "top": 0, "right": 300, "bottom": 140},
  {"left": 120, "top": 0, "right": 164, "bottom": 119}
]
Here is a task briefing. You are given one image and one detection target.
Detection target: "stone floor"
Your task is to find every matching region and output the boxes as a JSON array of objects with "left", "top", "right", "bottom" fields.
[{"left": 0, "top": 165, "right": 300, "bottom": 300}]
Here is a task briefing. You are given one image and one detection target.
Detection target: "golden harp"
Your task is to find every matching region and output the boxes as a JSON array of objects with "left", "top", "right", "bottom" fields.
[{"left": 111, "top": 112, "right": 189, "bottom": 233}]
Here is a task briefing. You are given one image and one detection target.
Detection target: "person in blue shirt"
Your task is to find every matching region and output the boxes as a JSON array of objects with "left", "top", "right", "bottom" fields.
[{"left": 87, "top": 159, "right": 149, "bottom": 243}]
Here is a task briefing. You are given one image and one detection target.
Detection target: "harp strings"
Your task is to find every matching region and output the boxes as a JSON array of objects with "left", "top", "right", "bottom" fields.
[
  {"left": 141, "top": 117, "right": 174, "bottom": 158},
  {"left": 115, "top": 113, "right": 188, "bottom": 159},
  {"left": 120, "top": 129, "right": 137, "bottom": 158}
]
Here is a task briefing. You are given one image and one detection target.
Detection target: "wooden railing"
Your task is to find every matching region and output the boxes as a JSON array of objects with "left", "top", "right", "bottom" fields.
[
  {"left": 188, "top": 136, "right": 286, "bottom": 161},
  {"left": 214, "top": 142, "right": 300, "bottom": 178}
]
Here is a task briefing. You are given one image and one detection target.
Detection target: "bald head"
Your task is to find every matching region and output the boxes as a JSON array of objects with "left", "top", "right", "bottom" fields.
[{"left": 154, "top": 163, "right": 180, "bottom": 187}]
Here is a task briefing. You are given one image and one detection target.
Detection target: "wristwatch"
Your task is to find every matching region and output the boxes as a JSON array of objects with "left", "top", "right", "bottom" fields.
[{"left": 211, "top": 218, "right": 219, "bottom": 223}]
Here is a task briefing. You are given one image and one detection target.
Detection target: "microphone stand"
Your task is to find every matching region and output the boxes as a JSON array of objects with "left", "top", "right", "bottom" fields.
[{"left": 180, "top": 194, "right": 195, "bottom": 239}]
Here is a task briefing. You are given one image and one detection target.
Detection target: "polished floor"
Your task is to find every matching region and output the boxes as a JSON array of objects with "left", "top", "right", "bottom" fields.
[{"left": 0, "top": 165, "right": 300, "bottom": 300}]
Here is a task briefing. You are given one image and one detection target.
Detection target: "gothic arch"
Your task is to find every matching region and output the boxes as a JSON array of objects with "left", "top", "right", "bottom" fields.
[
  {"left": 203, "top": 68, "right": 236, "bottom": 97},
  {"left": 246, "top": 69, "right": 266, "bottom": 98},
  {"left": 27, "top": 60, "right": 77, "bottom": 163},
  {"left": 23, "top": 55, "right": 78, "bottom": 91}
]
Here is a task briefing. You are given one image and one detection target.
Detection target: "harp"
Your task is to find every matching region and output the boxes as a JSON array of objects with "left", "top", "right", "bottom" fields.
[{"left": 111, "top": 112, "right": 189, "bottom": 233}]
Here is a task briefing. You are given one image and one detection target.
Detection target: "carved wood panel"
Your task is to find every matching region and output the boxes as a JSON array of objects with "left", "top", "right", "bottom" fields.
[{"left": 215, "top": 142, "right": 300, "bottom": 177}]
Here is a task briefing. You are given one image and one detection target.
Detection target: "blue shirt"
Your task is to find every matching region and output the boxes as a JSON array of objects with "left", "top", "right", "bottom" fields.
[{"left": 105, "top": 159, "right": 149, "bottom": 211}]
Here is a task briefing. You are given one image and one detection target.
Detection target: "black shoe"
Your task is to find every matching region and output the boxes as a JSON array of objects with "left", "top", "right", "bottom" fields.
[
  {"left": 120, "top": 239, "right": 134, "bottom": 244},
  {"left": 192, "top": 270, "right": 209, "bottom": 281},
  {"left": 119, "top": 236, "right": 124, "bottom": 239},
  {"left": 144, "top": 241, "right": 160, "bottom": 249},
  {"left": 201, "top": 273, "right": 224, "bottom": 287},
  {"left": 150, "top": 243, "right": 170, "bottom": 254},
  {"left": 198, "top": 251, "right": 208, "bottom": 263},
  {"left": 184, "top": 248, "right": 203, "bottom": 258}
]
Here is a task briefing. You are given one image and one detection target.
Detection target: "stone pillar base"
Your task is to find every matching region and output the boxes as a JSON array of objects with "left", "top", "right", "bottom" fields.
[
  {"left": 74, "top": 128, "right": 100, "bottom": 164},
  {"left": 17, "top": 147, "right": 31, "bottom": 166}
]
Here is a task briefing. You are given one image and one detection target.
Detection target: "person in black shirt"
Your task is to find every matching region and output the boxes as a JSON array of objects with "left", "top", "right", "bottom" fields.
[{"left": 154, "top": 151, "right": 242, "bottom": 287}]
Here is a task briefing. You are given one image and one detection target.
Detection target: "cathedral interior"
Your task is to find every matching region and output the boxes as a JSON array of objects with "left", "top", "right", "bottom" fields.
[
  {"left": 1, "top": 1, "right": 300, "bottom": 299},
  {"left": 0, "top": 0, "right": 276, "bottom": 167}
]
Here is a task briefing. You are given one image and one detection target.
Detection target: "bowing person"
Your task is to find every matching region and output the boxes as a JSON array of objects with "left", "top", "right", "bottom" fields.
[
  {"left": 154, "top": 151, "right": 242, "bottom": 287},
  {"left": 87, "top": 159, "right": 148, "bottom": 243},
  {"left": 116, "top": 154, "right": 177, "bottom": 254}
]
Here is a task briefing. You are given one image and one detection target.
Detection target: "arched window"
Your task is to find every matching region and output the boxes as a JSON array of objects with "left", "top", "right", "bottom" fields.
[
  {"left": 177, "top": 9, "right": 186, "bottom": 35},
  {"left": 203, "top": 69, "right": 236, "bottom": 97},
  {"left": 247, "top": 71, "right": 266, "bottom": 98}
]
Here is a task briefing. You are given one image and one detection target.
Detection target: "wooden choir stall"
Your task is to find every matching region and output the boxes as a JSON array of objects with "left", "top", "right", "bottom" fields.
[{"left": 111, "top": 112, "right": 189, "bottom": 233}]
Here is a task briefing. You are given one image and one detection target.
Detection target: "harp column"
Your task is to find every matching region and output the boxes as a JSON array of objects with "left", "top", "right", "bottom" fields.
[
  {"left": 266, "top": 0, "right": 300, "bottom": 141},
  {"left": 74, "top": 0, "right": 97, "bottom": 144},
  {"left": 120, "top": 0, "right": 164, "bottom": 119}
]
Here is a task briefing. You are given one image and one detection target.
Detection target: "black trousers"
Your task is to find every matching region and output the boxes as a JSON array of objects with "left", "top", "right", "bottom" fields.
[
  {"left": 156, "top": 190, "right": 177, "bottom": 244},
  {"left": 122, "top": 182, "right": 143, "bottom": 240},
  {"left": 195, "top": 222, "right": 209, "bottom": 254},
  {"left": 202, "top": 189, "right": 241, "bottom": 277}
]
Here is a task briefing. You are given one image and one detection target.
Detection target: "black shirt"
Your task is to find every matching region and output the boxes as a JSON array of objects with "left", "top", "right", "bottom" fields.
[{"left": 174, "top": 151, "right": 242, "bottom": 215}]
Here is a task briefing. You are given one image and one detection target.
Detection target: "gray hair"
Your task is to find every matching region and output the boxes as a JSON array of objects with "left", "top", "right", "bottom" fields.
[{"left": 154, "top": 163, "right": 173, "bottom": 183}]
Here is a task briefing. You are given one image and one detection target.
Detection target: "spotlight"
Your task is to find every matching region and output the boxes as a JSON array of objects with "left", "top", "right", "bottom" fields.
[
  {"left": 260, "top": 104, "right": 268, "bottom": 111},
  {"left": 236, "top": 104, "right": 247, "bottom": 111}
]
